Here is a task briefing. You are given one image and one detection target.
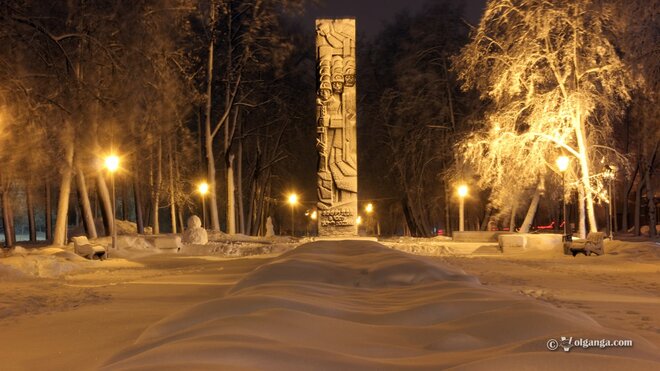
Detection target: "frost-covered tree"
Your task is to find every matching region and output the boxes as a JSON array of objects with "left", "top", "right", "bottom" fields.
[{"left": 453, "top": 0, "right": 632, "bottom": 237}]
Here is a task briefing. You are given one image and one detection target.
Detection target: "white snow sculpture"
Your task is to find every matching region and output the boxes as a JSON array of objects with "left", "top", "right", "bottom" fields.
[
  {"left": 182, "top": 215, "right": 208, "bottom": 245},
  {"left": 265, "top": 216, "right": 275, "bottom": 237}
]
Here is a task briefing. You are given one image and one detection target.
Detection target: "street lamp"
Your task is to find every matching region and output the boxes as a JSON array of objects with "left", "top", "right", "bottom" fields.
[
  {"left": 288, "top": 193, "right": 298, "bottom": 237},
  {"left": 198, "top": 182, "right": 209, "bottom": 229},
  {"left": 556, "top": 156, "right": 570, "bottom": 239},
  {"left": 104, "top": 155, "right": 120, "bottom": 253},
  {"left": 365, "top": 203, "right": 374, "bottom": 235},
  {"left": 457, "top": 184, "right": 468, "bottom": 232},
  {"left": 604, "top": 165, "right": 617, "bottom": 239}
]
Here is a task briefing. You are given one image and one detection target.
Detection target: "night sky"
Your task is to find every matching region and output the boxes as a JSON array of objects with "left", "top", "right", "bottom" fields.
[{"left": 304, "top": 0, "right": 487, "bottom": 37}]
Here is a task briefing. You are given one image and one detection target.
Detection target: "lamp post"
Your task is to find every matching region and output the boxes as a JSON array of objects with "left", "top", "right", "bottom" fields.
[
  {"left": 104, "top": 155, "right": 119, "bottom": 253},
  {"left": 457, "top": 185, "right": 468, "bottom": 232},
  {"left": 311, "top": 210, "right": 317, "bottom": 236},
  {"left": 556, "top": 156, "right": 570, "bottom": 239},
  {"left": 288, "top": 193, "right": 298, "bottom": 237},
  {"left": 198, "top": 182, "right": 209, "bottom": 229},
  {"left": 604, "top": 165, "right": 617, "bottom": 239},
  {"left": 365, "top": 203, "right": 374, "bottom": 235}
]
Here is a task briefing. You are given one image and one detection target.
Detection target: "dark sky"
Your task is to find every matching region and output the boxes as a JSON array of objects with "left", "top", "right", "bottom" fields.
[{"left": 304, "top": 0, "right": 487, "bottom": 38}]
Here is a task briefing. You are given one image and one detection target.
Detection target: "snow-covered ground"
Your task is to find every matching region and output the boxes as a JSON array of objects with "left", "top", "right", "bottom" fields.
[{"left": 0, "top": 237, "right": 658, "bottom": 370}]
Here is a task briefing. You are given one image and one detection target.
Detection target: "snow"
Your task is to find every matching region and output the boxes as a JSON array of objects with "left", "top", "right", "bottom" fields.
[{"left": 0, "top": 238, "right": 658, "bottom": 369}]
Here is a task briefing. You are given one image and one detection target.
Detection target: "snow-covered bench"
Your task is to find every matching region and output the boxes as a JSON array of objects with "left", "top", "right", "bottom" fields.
[
  {"left": 150, "top": 235, "right": 182, "bottom": 252},
  {"left": 72, "top": 236, "right": 107, "bottom": 260},
  {"left": 567, "top": 232, "right": 605, "bottom": 256}
]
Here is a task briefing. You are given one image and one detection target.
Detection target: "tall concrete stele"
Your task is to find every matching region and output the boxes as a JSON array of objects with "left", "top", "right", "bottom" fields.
[{"left": 315, "top": 18, "right": 358, "bottom": 237}]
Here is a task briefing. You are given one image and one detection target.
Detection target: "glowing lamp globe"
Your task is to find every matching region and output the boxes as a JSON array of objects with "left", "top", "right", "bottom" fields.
[
  {"left": 457, "top": 185, "right": 468, "bottom": 198},
  {"left": 288, "top": 193, "right": 298, "bottom": 205},
  {"left": 556, "top": 156, "right": 569, "bottom": 172},
  {"left": 105, "top": 155, "right": 120, "bottom": 172}
]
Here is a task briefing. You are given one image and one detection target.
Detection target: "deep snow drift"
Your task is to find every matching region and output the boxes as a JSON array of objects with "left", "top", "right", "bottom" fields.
[{"left": 100, "top": 241, "right": 659, "bottom": 370}]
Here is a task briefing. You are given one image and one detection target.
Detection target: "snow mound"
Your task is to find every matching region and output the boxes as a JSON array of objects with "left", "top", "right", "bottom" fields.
[
  {"left": 0, "top": 246, "right": 90, "bottom": 279},
  {"left": 102, "top": 241, "right": 660, "bottom": 370}
]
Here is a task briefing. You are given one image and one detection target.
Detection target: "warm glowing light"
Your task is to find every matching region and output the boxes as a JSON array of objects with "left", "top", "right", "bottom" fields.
[
  {"left": 457, "top": 184, "right": 468, "bottom": 198},
  {"left": 288, "top": 193, "right": 298, "bottom": 205},
  {"left": 105, "top": 155, "right": 119, "bottom": 172},
  {"left": 311, "top": 211, "right": 317, "bottom": 220},
  {"left": 198, "top": 182, "right": 209, "bottom": 195},
  {"left": 356, "top": 216, "right": 362, "bottom": 225},
  {"left": 365, "top": 203, "right": 374, "bottom": 214},
  {"left": 556, "top": 156, "right": 569, "bottom": 172},
  {"left": 603, "top": 165, "right": 617, "bottom": 180}
]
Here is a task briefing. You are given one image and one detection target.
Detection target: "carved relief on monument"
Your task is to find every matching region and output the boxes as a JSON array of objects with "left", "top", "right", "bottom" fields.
[{"left": 315, "top": 19, "right": 358, "bottom": 236}]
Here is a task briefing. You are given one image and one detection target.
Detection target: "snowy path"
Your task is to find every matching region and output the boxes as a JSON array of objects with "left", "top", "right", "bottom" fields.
[
  {"left": 439, "top": 243, "right": 660, "bottom": 348},
  {"left": 0, "top": 240, "right": 658, "bottom": 370},
  {"left": 0, "top": 255, "right": 271, "bottom": 370}
]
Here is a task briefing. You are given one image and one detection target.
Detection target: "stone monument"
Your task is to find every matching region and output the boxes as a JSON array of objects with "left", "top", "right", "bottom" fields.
[{"left": 315, "top": 19, "right": 358, "bottom": 237}]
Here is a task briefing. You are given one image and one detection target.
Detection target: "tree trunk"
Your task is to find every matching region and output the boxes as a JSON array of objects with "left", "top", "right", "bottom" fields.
[
  {"left": 152, "top": 139, "right": 163, "bottom": 235},
  {"left": 45, "top": 182, "right": 52, "bottom": 242},
  {"left": 205, "top": 2, "right": 221, "bottom": 232},
  {"left": 2, "top": 190, "right": 15, "bottom": 247},
  {"left": 574, "top": 116, "right": 598, "bottom": 233},
  {"left": 53, "top": 139, "right": 75, "bottom": 246},
  {"left": 122, "top": 178, "right": 129, "bottom": 221},
  {"left": 621, "top": 164, "right": 638, "bottom": 233},
  {"left": 226, "top": 153, "right": 236, "bottom": 234},
  {"left": 644, "top": 152, "right": 657, "bottom": 238},
  {"left": 237, "top": 124, "right": 245, "bottom": 234},
  {"left": 26, "top": 185, "right": 36, "bottom": 242},
  {"left": 509, "top": 200, "right": 518, "bottom": 232},
  {"left": 444, "top": 181, "right": 451, "bottom": 237},
  {"left": 578, "top": 184, "right": 587, "bottom": 238},
  {"left": 133, "top": 155, "right": 144, "bottom": 234},
  {"left": 95, "top": 173, "right": 113, "bottom": 236},
  {"left": 634, "top": 176, "right": 643, "bottom": 236},
  {"left": 480, "top": 207, "right": 492, "bottom": 231},
  {"left": 75, "top": 165, "right": 97, "bottom": 238},
  {"left": 168, "top": 138, "right": 177, "bottom": 234},
  {"left": 519, "top": 185, "right": 541, "bottom": 233}
]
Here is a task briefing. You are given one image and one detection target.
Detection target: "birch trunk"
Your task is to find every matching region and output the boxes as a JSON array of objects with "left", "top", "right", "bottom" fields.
[
  {"left": 509, "top": 201, "right": 518, "bottom": 232},
  {"left": 26, "top": 185, "right": 36, "bottom": 242},
  {"left": 151, "top": 139, "right": 162, "bottom": 235},
  {"left": 2, "top": 190, "right": 15, "bottom": 247},
  {"left": 634, "top": 177, "right": 643, "bottom": 236},
  {"left": 168, "top": 138, "right": 177, "bottom": 234},
  {"left": 53, "top": 139, "right": 75, "bottom": 246},
  {"left": 133, "top": 155, "right": 144, "bottom": 234},
  {"left": 578, "top": 185, "right": 587, "bottom": 238},
  {"left": 621, "top": 164, "right": 637, "bottom": 233},
  {"left": 519, "top": 185, "right": 541, "bottom": 233},
  {"left": 644, "top": 162, "right": 656, "bottom": 238},
  {"left": 75, "top": 165, "right": 97, "bottom": 238},
  {"left": 96, "top": 172, "right": 113, "bottom": 236},
  {"left": 237, "top": 127, "right": 244, "bottom": 234},
  {"left": 45, "top": 182, "right": 52, "bottom": 242},
  {"left": 205, "top": 2, "right": 221, "bottom": 232},
  {"left": 226, "top": 153, "right": 236, "bottom": 234}
]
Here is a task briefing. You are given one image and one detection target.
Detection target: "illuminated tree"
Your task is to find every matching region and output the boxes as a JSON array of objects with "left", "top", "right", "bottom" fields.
[{"left": 453, "top": 0, "right": 632, "bottom": 237}]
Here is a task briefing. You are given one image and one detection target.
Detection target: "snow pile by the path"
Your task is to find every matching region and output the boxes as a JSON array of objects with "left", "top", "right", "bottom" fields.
[
  {"left": 605, "top": 240, "right": 660, "bottom": 260},
  {"left": 0, "top": 246, "right": 141, "bottom": 280},
  {"left": 381, "top": 236, "right": 499, "bottom": 256},
  {"left": 102, "top": 241, "right": 660, "bottom": 370}
]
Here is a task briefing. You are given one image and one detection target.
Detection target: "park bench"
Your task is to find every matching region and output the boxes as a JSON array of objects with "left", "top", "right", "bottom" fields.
[
  {"left": 566, "top": 232, "right": 605, "bottom": 256},
  {"left": 71, "top": 236, "right": 107, "bottom": 260}
]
